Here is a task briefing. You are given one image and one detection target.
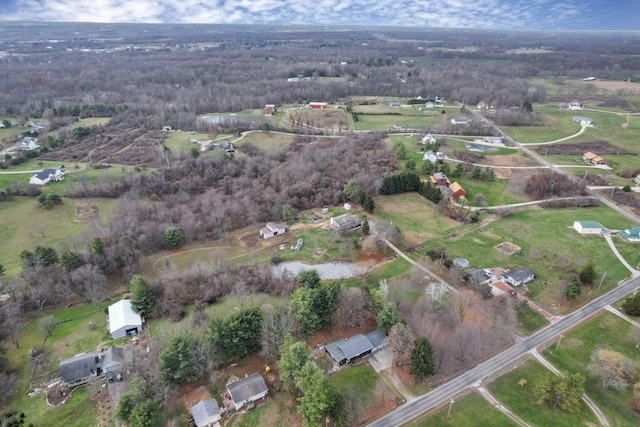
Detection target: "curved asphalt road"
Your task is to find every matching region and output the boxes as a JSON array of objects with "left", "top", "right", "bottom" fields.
[{"left": 368, "top": 275, "right": 640, "bottom": 427}]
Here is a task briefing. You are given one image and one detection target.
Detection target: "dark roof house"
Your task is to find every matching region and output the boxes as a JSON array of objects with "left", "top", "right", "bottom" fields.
[
  {"left": 466, "top": 268, "right": 492, "bottom": 286},
  {"left": 101, "top": 346, "right": 126, "bottom": 374},
  {"left": 226, "top": 373, "right": 268, "bottom": 411},
  {"left": 329, "top": 214, "right": 362, "bottom": 235},
  {"left": 325, "top": 331, "right": 386, "bottom": 366},
  {"left": 59, "top": 352, "right": 102, "bottom": 385}
]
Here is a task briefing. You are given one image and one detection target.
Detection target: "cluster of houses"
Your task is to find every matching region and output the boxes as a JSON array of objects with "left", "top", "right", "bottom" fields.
[
  {"left": 583, "top": 151, "right": 607, "bottom": 166},
  {"left": 573, "top": 220, "right": 640, "bottom": 242},
  {"left": 427, "top": 172, "right": 466, "bottom": 200}
]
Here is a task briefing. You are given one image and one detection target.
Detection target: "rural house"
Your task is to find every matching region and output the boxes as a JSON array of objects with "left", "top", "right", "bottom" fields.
[
  {"left": 259, "top": 222, "right": 287, "bottom": 239},
  {"left": 19, "top": 136, "right": 39, "bottom": 151},
  {"left": 29, "top": 166, "right": 65, "bottom": 185},
  {"left": 559, "top": 102, "right": 570, "bottom": 110},
  {"left": 423, "top": 150, "right": 438, "bottom": 164},
  {"left": 569, "top": 100, "right": 582, "bottom": 110},
  {"left": 429, "top": 172, "right": 451, "bottom": 187},
  {"left": 583, "top": 152, "right": 607, "bottom": 166},
  {"left": 59, "top": 352, "right": 103, "bottom": 386},
  {"left": 635, "top": 176, "right": 640, "bottom": 185},
  {"left": 619, "top": 226, "right": 640, "bottom": 242},
  {"left": 107, "top": 299, "right": 143, "bottom": 339},
  {"left": 502, "top": 267, "right": 535, "bottom": 287},
  {"left": 449, "top": 182, "right": 466, "bottom": 199},
  {"left": 421, "top": 133, "right": 436, "bottom": 144},
  {"left": 308, "top": 101, "right": 327, "bottom": 109},
  {"left": 325, "top": 330, "right": 386, "bottom": 366},
  {"left": 450, "top": 117, "right": 469, "bottom": 126},
  {"left": 264, "top": 104, "right": 276, "bottom": 116},
  {"left": 101, "top": 346, "right": 126, "bottom": 375},
  {"left": 483, "top": 136, "right": 503, "bottom": 144},
  {"left": 466, "top": 268, "right": 492, "bottom": 286},
  {"left": 329, "top": 214, "right": 362, "bottom": 235},
  {"left": 226, "top": 373, "right": 268, "bottom": 411},
  {"left": 573, "top": 220, "right": 603, "bottom": 235},
  {"left": 572, "top": 116, "right": 592, "bottom": 125},
  {"left": 190, "top": 399, "right": 222, "bottom": 427}
]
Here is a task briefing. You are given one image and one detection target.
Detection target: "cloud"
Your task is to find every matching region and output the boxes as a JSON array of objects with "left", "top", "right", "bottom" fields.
[{"left": 0, "top": 0, "right": 636, "bottom": 30}]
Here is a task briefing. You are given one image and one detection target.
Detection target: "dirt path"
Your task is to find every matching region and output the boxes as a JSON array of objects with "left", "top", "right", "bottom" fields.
[{"left": 368, "top": 346, "right": 417, "bottom": 402}]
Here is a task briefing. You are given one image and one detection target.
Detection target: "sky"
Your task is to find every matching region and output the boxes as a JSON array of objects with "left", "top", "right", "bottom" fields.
[{"left": 1, "top": 0, "right": 638, "bottom": 31}]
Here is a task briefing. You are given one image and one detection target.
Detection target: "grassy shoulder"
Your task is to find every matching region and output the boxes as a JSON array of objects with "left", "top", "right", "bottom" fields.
[
  {"left": 411, "top": 391, "right": 518, "bottom": 426},
  {"left": 489, "top": 359, "right": 598, "bottom": 426},
  {"left": 541, "top": 311, "right": 640, "bottom": 427}
]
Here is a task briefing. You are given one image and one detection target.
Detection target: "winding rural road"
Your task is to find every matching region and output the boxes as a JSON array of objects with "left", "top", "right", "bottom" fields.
[{"left": 368, "top": 275, "right": 640, "bottom": 426}]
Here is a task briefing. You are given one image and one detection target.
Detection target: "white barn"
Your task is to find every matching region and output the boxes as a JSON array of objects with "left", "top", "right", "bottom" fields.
[
  {"left": 108, "top": 300, "right": 143, "bottom": 339},
  {"left": 573, "top": 221, "right": 603, "bottom": 235}
]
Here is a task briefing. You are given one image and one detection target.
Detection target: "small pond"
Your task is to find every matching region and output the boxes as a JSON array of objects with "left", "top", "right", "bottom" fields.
[{"left": 272, "top": 261, "right": 369, "bottom": 280}]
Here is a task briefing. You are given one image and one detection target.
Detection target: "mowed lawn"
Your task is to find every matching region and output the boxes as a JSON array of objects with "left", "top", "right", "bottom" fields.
[
  {"left": 542, "top": 312, "right": 640, "bottom": 427},
  {"left": 236, "top": 130, "right": 297, "bottom": 151},
  {"left": 374, "top": 192, "right": 463, "bottom": 246},
  {"left": 411, "top": 391, "right": 518, "bottom": 427},
  {"left": 419, "top": 205, "right": 636, "bottom": 310},
  {"left": 0, "top": 196, "right": 116, "bottom": 276},
  {"left": 489, "top": 359, "right": 599, "bottom": 426}
]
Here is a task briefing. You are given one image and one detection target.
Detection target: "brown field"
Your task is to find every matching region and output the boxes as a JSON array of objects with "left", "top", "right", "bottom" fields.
[
  {"left": 534, "top": 140, "right": 631, "bottom": 155},
  {"left": 583, "top": 80, "right": 640, "bottom": 93}
]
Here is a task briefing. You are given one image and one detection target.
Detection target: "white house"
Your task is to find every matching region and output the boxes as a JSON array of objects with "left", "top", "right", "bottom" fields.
[
  {"left": 29, "top": 166, "right": 65, "bottom": 185},
  {"left": 107, "top": 299, "right": 143, "bottom": 339},
  {"left": 634, "top": 176, "right": 640, "bottom": 185},
  {"left": 259, "top": 222, "right": 287, "bottom": 239},
  {"left": 502, "top": 267, "right": 535, "bottom": 287},
  {"left": 451, "top": 117, "right": 469, "bottom": 126},
  {"left": 483, "top": 136, "right": 503, "bottom": 144},
  {"left": 423, "top": 150, "right": 438, "bottom": 164},
  {"left": 226, "top": 373, "right": 268, "bottom": 411},
  {"left": 572, "top": 116, "right": 592, "bottom": 125},
  {"left": 572, "top": 220, "right": 603, "bottom": 235},
  {"left": 421, "top": 133, "right": 436, "bottom": 144},
  {"left": 20, "top": 137, "right": 39, "bottom": 151}
]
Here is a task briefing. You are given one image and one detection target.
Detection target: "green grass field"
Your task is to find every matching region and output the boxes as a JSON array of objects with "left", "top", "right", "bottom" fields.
[
  {"left": 455, "top": 177, "right": 527, "bottom": 207},
  {"left": 542, "top": 311, "right": 640, "bottom": 427},
  {"left": 4, "top": 302, "right": 112, "bottom": 427},
  {"left": 489, "top": 359, "right": 598, "bottom": 426},
  {"left": 411, "top": 391, "right": 518, "bottom": 426},
  {"left": 236, "top": 131, "right": 296, "bottom": 151},
  {"left": 516, "top": 308, "right": 548, "bottom": 335},
  {"left": 0, "top": 196, "right": 117, "bottom": 276}
]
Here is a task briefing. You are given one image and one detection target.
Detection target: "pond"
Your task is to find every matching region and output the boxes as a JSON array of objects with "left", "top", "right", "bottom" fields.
[{"left": 272, "top": 261, "right": 370, "bottom": 280}]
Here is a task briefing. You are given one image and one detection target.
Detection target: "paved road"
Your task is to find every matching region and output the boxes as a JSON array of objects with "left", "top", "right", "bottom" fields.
[{"left": 368, "top": 275, "right": 640, "bottom": 426}]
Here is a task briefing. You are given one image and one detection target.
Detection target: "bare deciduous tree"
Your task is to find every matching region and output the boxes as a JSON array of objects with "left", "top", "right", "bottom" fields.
[{"left": 389, "top": 323, "right": 415, "bottom": 367}]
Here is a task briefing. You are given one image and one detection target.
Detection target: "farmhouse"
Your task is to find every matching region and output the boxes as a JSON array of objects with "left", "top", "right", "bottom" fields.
[
  {"left": 483, "top": 136, "right": 503, "bottom": 144},
  {"left": 29, "top": 166, "right": 65, "bottom": 185},
  {"left": 502, "top": 267, "right": 535, "bottom": 287},
  {"left": 559, "top": 102, "right": 570, "bottom": 110},
  {"left": 572, "top": 116, "right": 592, "bottom": 125},
  {"left": 107, "top": 299, "right": 143, "bottom": 339},
  {"left": 260, "top": 222, "right": 287, "bottom": 239},
  {"left": 429, "top": 172, "right": 450, "bottom": 187},
  {"left": 59, "top": 352, "right": 102, "bottom": 386},
  {"left": 190, "top": 399, "right": 221, "bottom": 427},
  {"left": 633, "top": 176, "right": 640, "bottom": 185},
  {"left": 226, "top": 373, "right": 268, "bottom": 411},
  {"left": 264, "top": 104, "right": 275, "bottom": 116},
  {"left": 569, "top": 100, "right": 582, "bottom": 110},
  {"left": 423, "top": 150, "right": 438, "bottom": 164},
  {"left": 449, "top": 182, "right": 466, "bottom": 199},
  {"left": 583, "top": 152, "right": 607, "bottom": 166},
  {"left": 309, "top": 101, "right": 327, "bottom": 109},
  {"left": 573, "top": 220, "right": 603, "bottom": 235},
  {"left": 421, "top": 133, "right": 436, "bottom": 144},
  {"left": 325, "top": 330, "right": 386, "bottom": 366},
  {"left": 619, "top": 226, "right": 640, "bottom": 242},
  {"left": 451, "top": 117, "right": 469, "bottom": 126},
  {"left": 329, "top": 214, "right": 362, "bottom": 235},
  {"left": 19, "top": 136, "right": 39, "bottom": 151}
]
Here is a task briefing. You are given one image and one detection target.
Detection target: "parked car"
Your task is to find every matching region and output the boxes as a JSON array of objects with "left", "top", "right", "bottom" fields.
[
  {"left": 107, "top": 372, "right": 114, "bottom": 383},
  {"left": 116, "top": 372, "right": 123, "bottom": 382}
]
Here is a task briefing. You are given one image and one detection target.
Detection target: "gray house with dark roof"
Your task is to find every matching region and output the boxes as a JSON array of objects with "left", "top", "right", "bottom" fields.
[
  {"left": 325, "top": 331, "right": 386, "bottom": 366},
  {"left": 466, "top": 268, "right": 492, "bottom": 286},
  {"left": 226, "top": 373, "right": 268, "bottom": 411},
  {"left": 191, "top": 399, "right": 221, "bottom": 427},
  {"left": 329, "top": 214, "right": 362, "bottom": 235},
  {"left": 59, "top": 352, "right": 102, "bottom": 385}
]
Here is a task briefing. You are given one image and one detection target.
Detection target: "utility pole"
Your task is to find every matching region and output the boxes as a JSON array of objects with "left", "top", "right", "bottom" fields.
[
  {"left": 598, "top": 271, "right": 607, "bottom": 291},
  {"left": 447, "top": 398, "right": 455, "bottom": 418},
  {"left": 610, "top": 187, "right": 616, "bottom": 198},
  {"left": 555, "top": 334, "right": 564, "bottom": 351}
]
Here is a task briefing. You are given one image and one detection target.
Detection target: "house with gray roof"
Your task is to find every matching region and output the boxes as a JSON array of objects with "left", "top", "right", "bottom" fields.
[
  {"left": 29, "top": 166, "right": 65, "bottom": 185},
  {"left": 191, "top": 399, "right": 221, "bottom": 427},
  {"left": 226, "top": 373, "right": 268, "bottom": 411},
  {"left": 329, "top": 214, "right": 362, "bottom": 235},
  {"left": 466, "top": 268, "right": 492, "bottom": 286},
  {"left": 101, "top": 346, "right": 126, "bottom": 374},
  {"left": 59, "top": 352, "right": 102, "bottom": 386},
  {"left": 502, "top": 267, "right": 535, "bottom": 287},
  {"left": 325, "top": 330, "right": 386, "bottom": 366}
]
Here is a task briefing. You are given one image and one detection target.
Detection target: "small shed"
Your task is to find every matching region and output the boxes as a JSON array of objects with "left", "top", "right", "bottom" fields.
[
  {"left": 191, "top": 399, "right": 221, "bottom": 427},
  {"left": 108, "top": 299, "right": 143, "bottom": 339},
  {"left": 260, "top": 222, "right": 287, "bottom": 239},
  {"left": 343, "top": 203, "right": 352, "bottom": 211},
  {"left": 450, "top": 182, "right": 466, "bottom": 199},
  {"left": 453, "top": 258, "right": 470, "bottom": 269},
  {"left": 573, "top": 220, "right": 603, "bottom": 235},
  {"left": 226, "top": 373, "right": 268, "bottom": 411}
]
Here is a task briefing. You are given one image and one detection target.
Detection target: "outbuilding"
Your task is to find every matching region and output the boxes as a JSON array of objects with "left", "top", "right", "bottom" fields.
[
  {"left": 191, "top": 399, "right": 221, "bottom": 427},
  {"left": 572, "top": 220, "right": 603, "bottom": 235},
  {"left": 107, "top": 299, "right": 143, "bottom": 339}
]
